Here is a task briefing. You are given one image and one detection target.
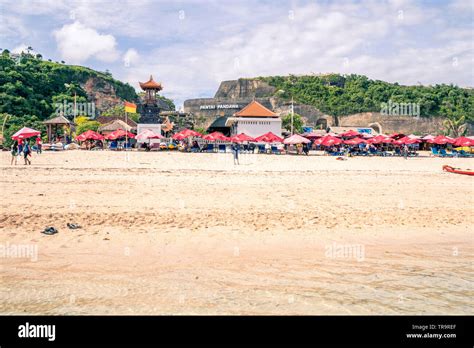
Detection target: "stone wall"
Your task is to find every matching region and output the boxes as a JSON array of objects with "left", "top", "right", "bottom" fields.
[{"left": 338, "top": 112, "right": 445, "bottom": 134}]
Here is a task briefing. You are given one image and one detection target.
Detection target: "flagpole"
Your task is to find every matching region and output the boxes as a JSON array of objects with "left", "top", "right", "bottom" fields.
[{"left": 125, "top": 110, "right": 128, "bottom": 151}]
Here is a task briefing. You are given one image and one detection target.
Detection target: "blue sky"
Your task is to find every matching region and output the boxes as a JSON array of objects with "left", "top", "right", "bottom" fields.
[{"left": 1, "top": 0, "right": 472, "bottom": 108}]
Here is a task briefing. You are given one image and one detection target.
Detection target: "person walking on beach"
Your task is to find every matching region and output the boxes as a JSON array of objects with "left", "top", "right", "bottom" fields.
[
  {"left": 10, "top": 142, "right": 18, "bottom": 165},
  {"left": 23, "top": 141, "right": 31, "bottom": 165},
  {"left": 35, "top": 136, "right": 42, "bottom": 154},
  {"left": 231, "top": 142, "right": 240, "bottom": 165},
  {"left": 403, "top": 144, "right": 409, "bottom": 160},
  {"left": 17, "top": 138, "right": 23, "bottom": 154}
]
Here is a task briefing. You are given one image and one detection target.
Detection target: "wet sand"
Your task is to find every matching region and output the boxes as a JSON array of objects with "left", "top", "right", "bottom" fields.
[{"left": 0, "top": 150, "right": 472, "bottom": 314}]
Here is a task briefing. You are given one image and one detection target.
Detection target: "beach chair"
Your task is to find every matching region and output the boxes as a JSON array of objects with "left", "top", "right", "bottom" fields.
[
  {"left": 459, "top": 150, "right": 473, "bottom": 158},
  {"left": 257, "top": 144, "right": 266, "bottom": 153},
  {"left": 208, "top": 144, "right": 215, "bottom": 152},
  {"left": 439, "top": 149, "right": 453, "bottom": 157},
  {"left": 218, "top": 144, "right": 226, "bottom": 153},
  {"left": 271, "top": 146, "right": 279, "bottom": 154},
  {"left": 109, "top": 142, "right": 118, "bottom": 151},
  {"left": 431, "top": 148, "right": 440, "bottom": 157}
]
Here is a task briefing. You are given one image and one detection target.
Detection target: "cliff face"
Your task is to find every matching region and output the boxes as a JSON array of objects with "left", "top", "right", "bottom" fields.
[
  {"left": 82, "top": 77, "right": 124, "bottom": 114},
  {"left": 214, "top": 79, "right": 276, "bottom": 99}
]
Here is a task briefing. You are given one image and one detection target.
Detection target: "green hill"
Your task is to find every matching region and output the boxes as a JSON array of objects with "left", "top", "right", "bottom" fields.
[
  {"left": 261, "top": 74, "right": 474, "bottom": 122},
  {"left": 0, "top": 49, "right": 174, "bottom": 144}
]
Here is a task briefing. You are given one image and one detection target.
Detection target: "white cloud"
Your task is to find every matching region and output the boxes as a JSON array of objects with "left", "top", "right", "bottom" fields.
[
  {"left": 122, "top": 48, "right": 140, "bottom": 68},
  {"left": 11, "top": 44, "right": 32, "bottom": 54},
  {"left": 53, "top": 21, "right": 119, "bottom": 64}
]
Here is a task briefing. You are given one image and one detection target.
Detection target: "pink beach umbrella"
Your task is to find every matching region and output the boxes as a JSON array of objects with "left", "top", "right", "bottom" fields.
[
  {"left": 11, "top": 127, "right": 41, "bottom": 140},
  {"left": 283, "top": 134, "right": 311, "bottom": 145},
  {"left": 135, "top": 129, "right": 163, "bottom": 141}
]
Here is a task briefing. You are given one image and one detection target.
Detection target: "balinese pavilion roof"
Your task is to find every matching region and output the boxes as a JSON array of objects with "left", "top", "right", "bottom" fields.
[
  {"left": 234, "top": 101, "right": 277, "bottom": 117},
  {"left": 98, "top": 119, "right": 135, "bottom": 133},
  {"left": 139, "top": 75, "right": 163, "bottom": 91},
  {"left": 43, "top": 115, "right": 72, "bottom": 125},
  {"left": 96, "top": 116, "right": 137, "bottom": 128}
]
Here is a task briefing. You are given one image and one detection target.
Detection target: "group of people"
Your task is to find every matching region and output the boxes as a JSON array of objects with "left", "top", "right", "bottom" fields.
[{"left": 10, "top": 136, "right": 42, "bottom": 165}]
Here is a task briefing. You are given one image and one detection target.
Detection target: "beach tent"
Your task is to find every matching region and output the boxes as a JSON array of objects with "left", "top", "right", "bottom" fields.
[
  {"left": 135, "top": 129, "right": 163, "bottom": 141},
  {"left": 254, "top": 132, "right": 283, "bottom": 143},
  {"left": 283, "top": 134, "right": 311, "bottom": 145},
  {"left": 104, "top": 129, "right": 135, "bottom": 140},
  {"left": 11, "top": 127, "right": 41, "bottom": 140},
  {"left": 453, "top": 136, "right": 474, "bottom": 147},
  {"left": 230, "top": 133, "right": 255, "bottom": 143},
  {"left": 320, "top": 135, "right": 343, "bottom": 146},
  {"left": 76, "top": 130, "right": 104, "bottom": 141}
]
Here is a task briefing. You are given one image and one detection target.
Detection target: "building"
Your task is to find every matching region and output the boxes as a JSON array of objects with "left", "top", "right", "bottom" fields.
[
  {"left": 137, "top": 75, "right": 163, "bottom": 138},
  {"left": 225, "top": 101, "right": 282, "bottom": 138}
]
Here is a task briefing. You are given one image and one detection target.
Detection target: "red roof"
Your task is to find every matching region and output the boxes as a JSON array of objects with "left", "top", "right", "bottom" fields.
[
  {"left": 139, "top": 75, "right": 163, "bottom": 90},
  {"left": 234, "top": 101, "right": 276, "bottom": 117}
]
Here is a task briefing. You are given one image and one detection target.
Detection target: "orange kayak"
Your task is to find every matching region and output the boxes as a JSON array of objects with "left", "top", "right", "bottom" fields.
[{"left": 443, "top": 165, "right": 474, "bottom": 176}]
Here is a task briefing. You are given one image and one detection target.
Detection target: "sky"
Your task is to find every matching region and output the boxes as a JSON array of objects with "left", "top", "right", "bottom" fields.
[{"left": 1, "top": 0, "right": 473, "bottom": 108}]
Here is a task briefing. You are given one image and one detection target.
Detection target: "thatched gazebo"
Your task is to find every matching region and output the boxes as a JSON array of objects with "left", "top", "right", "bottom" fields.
[
  {"left": 98, "top": 119, "right": 136, "bottom": 137},
  {"left": 43, "top": 115, "right": 72, "bottom": 143}
]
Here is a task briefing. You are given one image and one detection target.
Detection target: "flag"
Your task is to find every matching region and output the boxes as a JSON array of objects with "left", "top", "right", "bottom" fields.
[{"left": 124, "top": 101, "right": 137, "bottom": 113}]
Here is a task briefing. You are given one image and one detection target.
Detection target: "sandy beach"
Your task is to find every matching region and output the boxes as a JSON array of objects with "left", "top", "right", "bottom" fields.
[{"left": 0, "top": 150, "right": 472, "bottom": 315}]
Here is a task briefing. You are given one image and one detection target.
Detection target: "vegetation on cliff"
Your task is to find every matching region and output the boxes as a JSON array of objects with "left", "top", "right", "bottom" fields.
[
  {"left": 262, "top": 74, "right": 474, "bottom": 125},
  {"left": 0, "top": 49, "right": 174, "bottom": 144}
]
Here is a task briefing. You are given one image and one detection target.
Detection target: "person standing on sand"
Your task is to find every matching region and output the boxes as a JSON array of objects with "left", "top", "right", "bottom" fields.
[
  {"left": 403, "top": 144, "right": 409, "bottom": 160},
  {"left": 36, "top": 136, "right": 42, "bottom": 154},
  {"left": 17, "top": 138, "right": 23, "bottom": 154},
  {"left": 231, "top": 142, "right": 240, "bottom": 165},
  {"left": 23, "top": 141, "right": 31, "bottom": 165},
  {"left": 10, "top": 142, "right": 18, "bottom": 165}
]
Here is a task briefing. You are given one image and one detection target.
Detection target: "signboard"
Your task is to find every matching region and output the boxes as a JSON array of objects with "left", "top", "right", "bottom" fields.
[{"left": 200, "top": 104, "right": 240, "bottom": 110}]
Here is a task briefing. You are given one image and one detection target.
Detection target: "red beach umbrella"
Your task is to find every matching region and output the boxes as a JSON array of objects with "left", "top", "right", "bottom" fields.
[
  {"left": 11, "top": 127, "right": 41, "bottom": 140},
  {"left": 428, "top": 135, "right": 455, "bottom": 145},
  {"left": 76, "top": 130, "right": 104, "bottom": 141},
  {"left": 321, "top": 135, "right": 342, "bottom": 147},
  {"left": 399, "top": 136, "right": 421, "bottom": 145},
  {"left": 230, "top": 133, "right": 255, "bottom": 142},
  {"left": 344, "top": 137, "right": 366, "bottom": 145},
  {"left": 254, "top": 132, "right": 283, "bottom": 143},
  {"left": 203, "top": 131, "right": 227, "bottom": 141},
  {"left": 340, "top": 130, "right": 360, "bottom": 138},
  {"left": 453, "top": 136, "right": 474, "bottom": 147},
  {"left": 105, "top": 129, "right": 135, "bottom": 140}
]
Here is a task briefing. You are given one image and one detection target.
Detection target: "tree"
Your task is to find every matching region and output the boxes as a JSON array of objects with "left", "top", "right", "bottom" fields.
[
  {"left": 282, "top": 113, "right": 303, "bottom": 134},
  {"left": 443, "top": 115, "right": 467, "bottom": 137},
  {"left": 76, "top": 120, "right": 100, "bottom": 134}
]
